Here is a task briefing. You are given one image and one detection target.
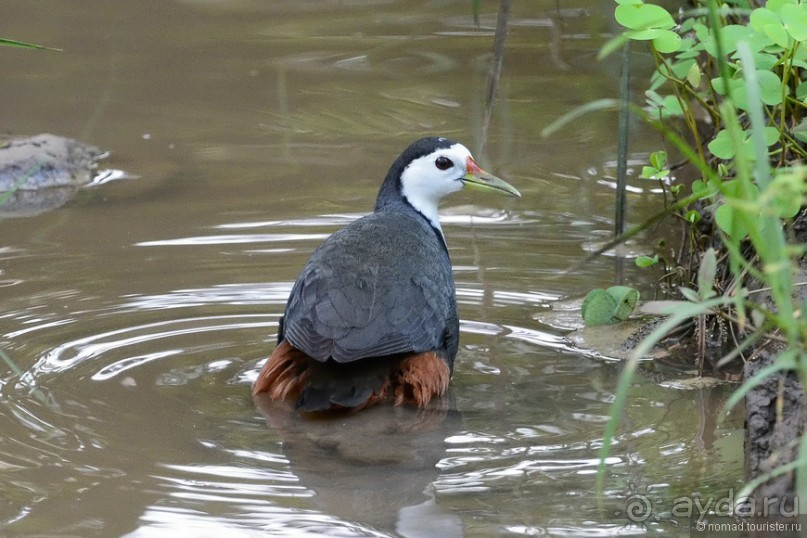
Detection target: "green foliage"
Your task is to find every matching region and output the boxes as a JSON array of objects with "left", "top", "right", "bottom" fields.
[
  {"left": 594, "top": 0, "right": 807, "bottom": 500},
  {"left": 607, "top": 0, "right": 807, "bottom": 167},
  {"left": 635, "top": 254, "right": 660, "bottom": 267},
  {"left": 614, "top": 0, "right": 682, "bottom": 52},
  {"left": 640, "top": 150, "right": 670, "bottom": 179},
  {"left": 581, "top": 286, "right": 640, "bottom": 325}
]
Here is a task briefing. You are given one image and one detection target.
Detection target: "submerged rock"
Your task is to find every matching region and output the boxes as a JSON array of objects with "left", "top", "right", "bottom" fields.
[{"left": 0, "top": 133, "right": 108, "bottom": 216}]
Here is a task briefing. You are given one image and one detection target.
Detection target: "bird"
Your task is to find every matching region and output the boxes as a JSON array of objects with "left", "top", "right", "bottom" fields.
[{"left": 252, "top": 136, "right": 520, "bottom": 412}]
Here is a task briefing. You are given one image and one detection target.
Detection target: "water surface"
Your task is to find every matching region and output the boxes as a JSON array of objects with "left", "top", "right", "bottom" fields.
[{"left": 2, "top": 1, "right": 742, "bottom": 536}]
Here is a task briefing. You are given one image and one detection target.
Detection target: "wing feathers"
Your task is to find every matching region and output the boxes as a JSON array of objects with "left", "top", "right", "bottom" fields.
[{"left": 282, "top": 211, "right": 455, "bottom": 363}]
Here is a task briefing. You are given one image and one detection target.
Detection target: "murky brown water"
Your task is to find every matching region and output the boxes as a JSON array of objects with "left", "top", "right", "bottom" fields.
[{"left": 2, "top": 1, "right": 743, "bottom": 536}]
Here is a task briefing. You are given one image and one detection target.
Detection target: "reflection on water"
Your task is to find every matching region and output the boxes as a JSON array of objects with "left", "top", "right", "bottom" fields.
[{"left": 0, "top": 0, "right": 744, "bottom": 536}]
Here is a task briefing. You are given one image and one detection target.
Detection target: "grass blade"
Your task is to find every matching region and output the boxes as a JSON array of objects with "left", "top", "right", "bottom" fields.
[{"left": 0, "top": 37, "right": 61, "bottom": 51}]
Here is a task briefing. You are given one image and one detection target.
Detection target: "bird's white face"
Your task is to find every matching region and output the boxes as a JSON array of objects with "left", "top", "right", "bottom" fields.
[{"left": 399, "top": 142, "right": 473, "bottom": 232}]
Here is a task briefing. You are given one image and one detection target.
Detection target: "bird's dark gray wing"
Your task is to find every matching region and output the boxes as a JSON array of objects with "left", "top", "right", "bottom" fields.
[{"left": 281, "top": 211, "right": 456, "bottom": 363}]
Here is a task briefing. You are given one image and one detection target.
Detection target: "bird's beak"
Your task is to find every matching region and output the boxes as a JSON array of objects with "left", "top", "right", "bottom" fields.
[{"left": 462, "top": 158, "right": 521, "bottom": 197}]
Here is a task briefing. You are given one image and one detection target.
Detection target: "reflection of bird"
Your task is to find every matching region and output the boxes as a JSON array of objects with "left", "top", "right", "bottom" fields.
[
  {"left": 253, "top": 137, "right": 520, "bottom": 412},
  {"left": 254, "top": 394, "right": 464, "bottom": 536}
]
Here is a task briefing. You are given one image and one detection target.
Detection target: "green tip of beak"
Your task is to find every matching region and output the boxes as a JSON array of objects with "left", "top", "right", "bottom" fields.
[{"left": 462, "top": 169, "right": 521, "bottom": 198}]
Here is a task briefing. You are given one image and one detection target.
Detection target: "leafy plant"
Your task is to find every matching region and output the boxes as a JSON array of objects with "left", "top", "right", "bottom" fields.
[{"left": 586, "top": 0, "right": 807, "bottom": 502}]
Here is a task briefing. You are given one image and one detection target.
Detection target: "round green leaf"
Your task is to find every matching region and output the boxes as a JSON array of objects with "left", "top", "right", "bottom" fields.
[
  {"left": 764, "top": 20, "right": 791, "bottom": 47},
  {"left": 768, "top": 0, "right": 798, "bottom": 15},
  {"left": 625, "top": 28, "right": 663, "bottom": 41},
  {"left": 720, "top": 25, "right": 754, "bottom": 54},
  {"left": 763, "top": 126, "right": 780, "bottom": 146},
  {"left": 615, "top": 3, "right": 675, "bottom": 30},
  {"left": 750, "top": 8, "right": 781, "bottom": 35},
  {"left": 582, "top": 289, "right": 617, "bottom": 326},
  {"left": 635, "top": 255, "right": 659, "bottom": 268},
  {"left": 752, "top": 52, "right": 779, "bottom": 71},
  {"left": 685, "top": 210, "right": 701, "bottom": 224},
  {"left": 782, "top": 3, "right": 807, "bottom": 41},
  {"left": 653, "top": 30, "right": 682, "bottom": 53},
  {"left": 756, "top": 70, "right": 784, "bottom": 106},
  {"left": 650, "top": 150, "right": 667, "bottom": 170},
  {"left": 708, "top": 129, "right": 735, "bottom": 159},
  {"left": 607, "top": 286, "right": 640, "bottom": 321},
  {"left": 715, "top": 204, "right": 749, "bottom": 240}
]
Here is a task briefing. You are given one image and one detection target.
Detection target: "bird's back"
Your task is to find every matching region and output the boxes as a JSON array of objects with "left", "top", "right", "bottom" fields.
[{"left": 281, "top": 209, "right": 458, "bottom": 368}]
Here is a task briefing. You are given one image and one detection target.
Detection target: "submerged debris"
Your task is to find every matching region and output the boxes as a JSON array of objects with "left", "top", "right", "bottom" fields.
[{"left": 0, "top": 133, "right": 110, "bottom": 216}]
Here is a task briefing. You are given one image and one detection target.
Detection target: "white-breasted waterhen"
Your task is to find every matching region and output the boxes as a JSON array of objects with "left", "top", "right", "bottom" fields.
[{"left": 252, "top": 137, "right": 520, "bottom": 412}]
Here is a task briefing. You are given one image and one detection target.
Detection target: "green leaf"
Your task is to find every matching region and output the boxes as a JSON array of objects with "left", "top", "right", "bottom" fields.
[
  {"left": 752, "top": 52, "right": 779, "bottom": 71},
  {"left": 767, "top": 0, "right": 798, "bottom": 15},
  {"left": 581, "top": 287, "right": 639, "bottom": 325},
  {"left": 764, "top": 20, "right": 791, "bottom": 47},
  {"left": 708, "top": 129, "right": 735, "bottom": 159},
  {"left": 711, "top": 71, "right": 784, "bottom": 110},
  {"left": 608, "top": 286, "right": 640, "bottom": 321},
  {"left": 715, "top": 203, "right": 749, "bottom": 240},
  {"left": 793, "top": 118, "right": 807, "bottom": 143},
  {"left": 781, "top": 3, "right": 807, "bottom": 41},
  {"left": 692, "top": 179, "right": 714, "bottom": 197},
  {"left": 615, "top": 3, "right": 675, "bottom": 31},
  {"left": 720, "top": 24, "right": 755, "bottom": 54},
  {"left": 679, "top": 286, "right": 701, "bottom": 303},
  {"left": 650, "top": 150, "right": 667, "bottom": 170},
  {"left": 686, "top": 61, "right": 702, "bottom": 87},
  {"left": 653, "top": 30, "right": 682, "bottom": 53},
  {"left": 750, "top": 7, "right": 782, "bottom": 35},
  {"left": 756, "top": 70, "right": 785, "bottom": 105},
  {"left": 645, "top": 91, "right": 684, "bottom": 118},
  {"left": 697, "top": 248, "right": 718, "bottom": 299},
  {"left": 582, "top": 289, "right": 617, "bottom": 326},
  {"left": 763, "top": 126, "right": 780, "bottom": 146},
  {"left": 797, "top": 81, "right": 807, "bottom": 101},
  {"left": 641, "top": 165, "right": 658, "bottom": 178},
  {"left": 685, "top": 209, "right": 701, "bottom": 223},
  {"left": 635, "top": 255, "right": 659, "bottom": 268}
]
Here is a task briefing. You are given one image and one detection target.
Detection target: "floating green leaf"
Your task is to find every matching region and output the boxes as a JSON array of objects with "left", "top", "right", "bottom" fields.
[{"left": 582, "top": 286, "right": 640, "bottom": 326}]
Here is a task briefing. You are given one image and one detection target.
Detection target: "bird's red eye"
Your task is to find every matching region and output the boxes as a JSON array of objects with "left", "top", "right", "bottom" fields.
[{"left": 435, "top": 156, "right": 453, "bottom": 170}]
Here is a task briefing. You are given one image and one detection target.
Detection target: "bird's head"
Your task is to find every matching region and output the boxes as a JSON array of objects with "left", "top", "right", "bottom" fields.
[{"left": 377, "top": 137, "right": 520, "bottom": 229}]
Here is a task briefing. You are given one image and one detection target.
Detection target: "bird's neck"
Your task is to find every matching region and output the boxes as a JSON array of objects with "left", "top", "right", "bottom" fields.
[
  {"left": 374, "top": 197, "right": 447, "bottom": 251},
  {"left": 375, "top": 161, "right": 447, "bottom": 248}
]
